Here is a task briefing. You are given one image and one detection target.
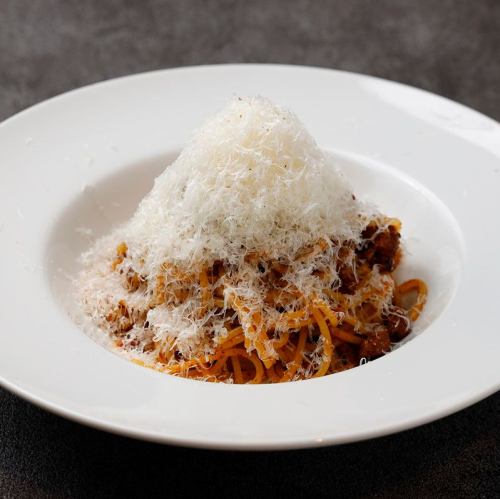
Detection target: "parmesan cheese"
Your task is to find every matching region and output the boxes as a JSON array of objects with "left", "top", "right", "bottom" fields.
[{"left": 125, "top": 96, "right": 366, "bottom": 268}]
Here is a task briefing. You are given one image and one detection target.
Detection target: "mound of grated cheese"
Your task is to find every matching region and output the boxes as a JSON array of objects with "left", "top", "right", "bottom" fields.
[
  {"left": 77, "top": 96, "right": 376, "bottom": 361},
  {"left": 126, "top": 96, "right": 366, "bottom": 266}
]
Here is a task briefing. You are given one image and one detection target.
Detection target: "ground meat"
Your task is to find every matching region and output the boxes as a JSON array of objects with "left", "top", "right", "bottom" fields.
[
  {"left": 384, "top": 306, "right": 411, "bottom": 341},
  {"left": 361, "top": 221, "right": 378, "bottom": 240},
  {"left": 336, "top": 242, "right": 359, "bottom": 294},
  {"left": 357, "top": 222, "right": 401, "bottom": 272},
  {"left": 143, "top": 341, "right": 156, "bottom": 353},
  {"left": 210, "top": 260, "right": 225, "bottom": 282},
  {"left": 359, "top": 329, "right": 391, "bottom": 358},
  {"left": 338, "top": 264, "right": 358, "bottom": 294},
  {"left": 331, "top": 340, "right": 359, "bottom": 371}
]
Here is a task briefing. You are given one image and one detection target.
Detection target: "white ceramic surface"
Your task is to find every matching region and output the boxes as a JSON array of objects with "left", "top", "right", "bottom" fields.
[{"left": 0, "top": 64, "right": 499, "bottom": 450}]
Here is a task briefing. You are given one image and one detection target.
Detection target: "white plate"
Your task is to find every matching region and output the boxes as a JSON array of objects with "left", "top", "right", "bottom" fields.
[{"left": 1, "top": 64, "right": 499, "bottom": 450}]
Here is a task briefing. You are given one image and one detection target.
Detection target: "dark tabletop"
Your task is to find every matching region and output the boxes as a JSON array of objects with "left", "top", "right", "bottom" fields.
[{"left": 1, "top": 1, "right": 499, "bottom": 497}]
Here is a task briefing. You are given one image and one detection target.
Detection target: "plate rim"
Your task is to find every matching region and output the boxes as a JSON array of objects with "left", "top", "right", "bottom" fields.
[
  {"left": 2, "top": 62, "right": 499, "bottom": 132},
  {"left": 2, "top": 373, "right": 498, "bottom": 450}
]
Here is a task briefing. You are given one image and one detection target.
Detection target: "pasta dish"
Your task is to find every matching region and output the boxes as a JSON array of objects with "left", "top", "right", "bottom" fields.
[{"left": 77, "top": 97, "right": 427, "bottom": 383}]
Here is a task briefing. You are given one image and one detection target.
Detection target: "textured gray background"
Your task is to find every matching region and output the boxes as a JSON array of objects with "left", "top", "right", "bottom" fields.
[{"left": 1, "top": 1, "right": 499, "bottom": 498}]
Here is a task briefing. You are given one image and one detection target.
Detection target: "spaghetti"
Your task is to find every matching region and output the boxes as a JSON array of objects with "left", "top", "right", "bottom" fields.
[{"left": 102, "top": 218, "right": 427, "bottom": 383}]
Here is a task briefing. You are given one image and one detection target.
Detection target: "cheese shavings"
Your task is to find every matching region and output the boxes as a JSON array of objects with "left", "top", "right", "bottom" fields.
[{"left": 125, "top": 96, "right": 366, "bottom": 268}]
